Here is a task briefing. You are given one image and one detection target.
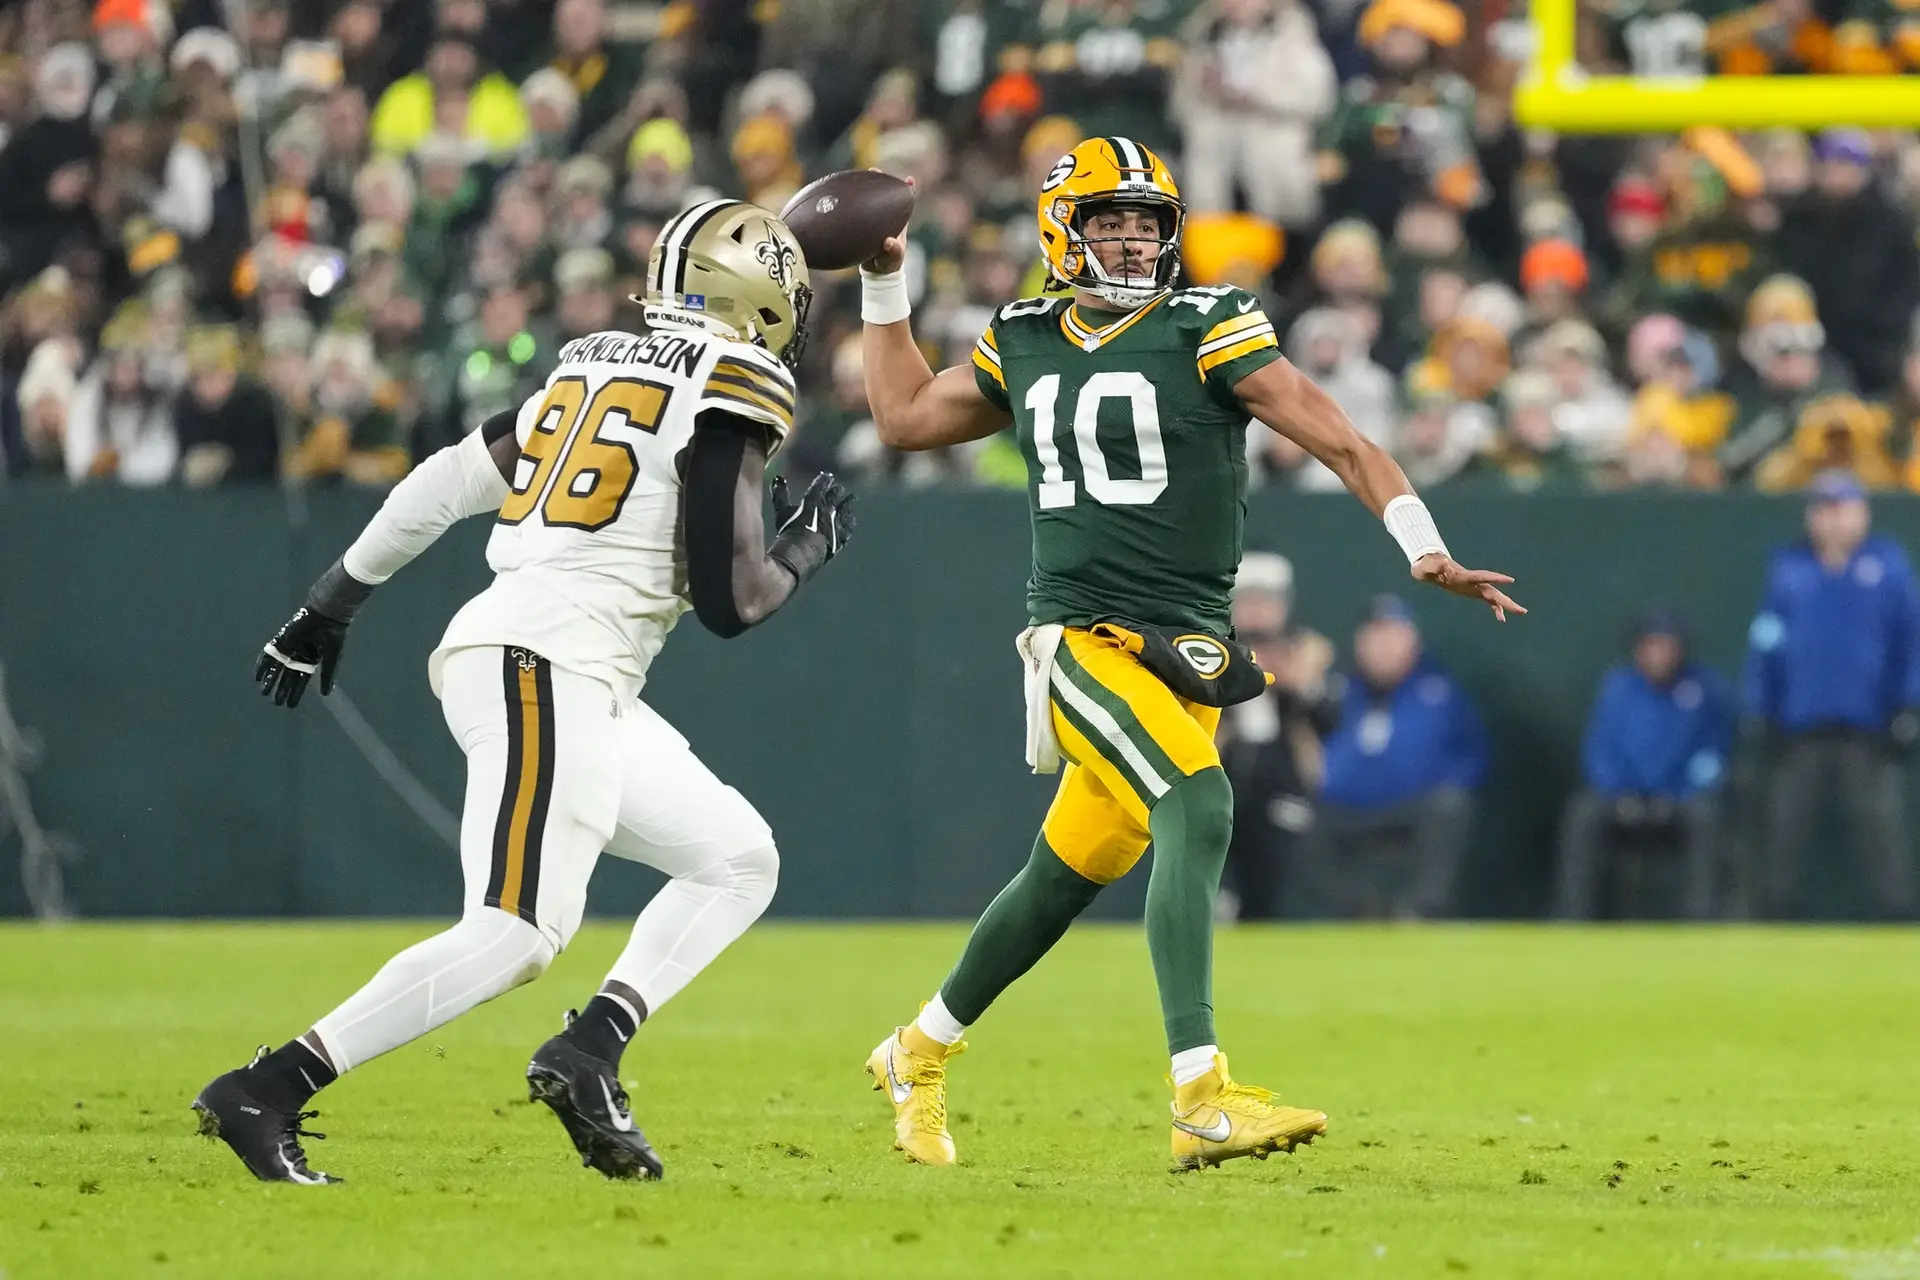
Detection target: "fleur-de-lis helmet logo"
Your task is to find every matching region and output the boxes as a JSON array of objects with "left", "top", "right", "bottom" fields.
[{"left": 756, "top": 234, "right": 800, "bottom": 294}]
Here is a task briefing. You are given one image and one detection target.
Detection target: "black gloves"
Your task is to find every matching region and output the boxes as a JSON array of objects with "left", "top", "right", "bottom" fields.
[
  {"left": 254, "top": 559, "right": 375, "bottom": 708},
  {"left": 255, "top": 607, "right": 349, "bottom": 707},
  {"left": 768, "top": 471, "right": 856, "bottom": 586}
]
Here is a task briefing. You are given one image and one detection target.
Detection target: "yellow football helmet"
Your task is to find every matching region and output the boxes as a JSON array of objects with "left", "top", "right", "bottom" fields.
[
  {"left": 637, "top": 199, "right": 814, "bottom": 367},
  {"left": 1036, "top": 136, "right": 1184, "bottom": 310}
]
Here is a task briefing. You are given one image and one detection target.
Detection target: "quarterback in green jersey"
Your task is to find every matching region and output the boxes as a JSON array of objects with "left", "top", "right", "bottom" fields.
[{"left": 858, "top": 136, "right": 1523, "bottom": 1172}]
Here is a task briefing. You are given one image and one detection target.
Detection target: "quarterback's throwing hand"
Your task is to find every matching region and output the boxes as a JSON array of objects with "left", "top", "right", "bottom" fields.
[
  {"left": 255, "top": 607, "right": 350, "bottom": 708},
  {"left": 1411, "top": 553, "right": 1526, "bottom": 622}
]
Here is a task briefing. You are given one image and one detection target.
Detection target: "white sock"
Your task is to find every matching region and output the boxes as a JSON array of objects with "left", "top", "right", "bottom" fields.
[
  {"left": 913, "top": 993, "right": 968, "bottom": 1045},
  {"left": 310, "top": 910, "right": 554, "bottom": 1073},
  {"left": 601, "top": 842, "right": 777, "bottom": 1015},
  {"left": 1171, "top": 1044, "right": 1220, "bottom": 1087}
]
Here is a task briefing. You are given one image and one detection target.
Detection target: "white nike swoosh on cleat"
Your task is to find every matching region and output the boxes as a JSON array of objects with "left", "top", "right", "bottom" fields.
[
  {"left": 1172, "top": 1111, "right": 1234, "bottom": 1143},
  {"left": 884, "top": 1051, "right": 912, "bottom": 1105},
  {"left": 277, "top": 1152, "right": 328, "bottom": 1185},
  {"left": 599, "top": 1078, "right": 635, "bottom": 1132}
]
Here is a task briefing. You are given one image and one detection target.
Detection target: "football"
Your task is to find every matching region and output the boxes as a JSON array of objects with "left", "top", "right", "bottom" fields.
[{"left": 779, "top": 170, "right": 916, "bottom": 271}]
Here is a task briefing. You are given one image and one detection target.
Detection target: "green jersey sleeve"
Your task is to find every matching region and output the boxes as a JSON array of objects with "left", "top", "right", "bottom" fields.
[
  {"left": 971, "top": 316, "right": 1011, "bottom": 411},
  {"left": 1193, "top": 288, "right": 1283, "bottom": 405}
]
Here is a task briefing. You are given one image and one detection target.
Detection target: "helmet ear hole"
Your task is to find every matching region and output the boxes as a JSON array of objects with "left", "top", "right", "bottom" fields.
[{"left": 758, "top": 306, "right": 782, "bottom": 327}]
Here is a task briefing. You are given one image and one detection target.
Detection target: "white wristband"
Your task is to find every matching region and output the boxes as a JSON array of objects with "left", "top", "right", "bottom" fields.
[
  {"left": 1382, "top": 494, "right": 1449, "bottom": 564},
  {"left": 860, "top": 267, "right": 911, "bottom": 326}
]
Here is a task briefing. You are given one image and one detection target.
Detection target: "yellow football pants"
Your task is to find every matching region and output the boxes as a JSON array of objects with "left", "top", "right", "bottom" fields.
[{"left": 1041, "top": 625, "right": 1222, "bottom": 884}]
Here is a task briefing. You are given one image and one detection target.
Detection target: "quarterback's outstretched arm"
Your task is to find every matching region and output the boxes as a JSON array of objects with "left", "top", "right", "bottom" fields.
[
  {"left": 254, "top": 413, "right": 521, "bottom": 707},
  {"left": 861, "top": 236, "right": 1012, "bottom": 452},
  {"left": 681, "top": 411, "right": 855, "bottom": 639},
  {"left": 1235, "top": 358, "right": 1525, "bottom": 621}
]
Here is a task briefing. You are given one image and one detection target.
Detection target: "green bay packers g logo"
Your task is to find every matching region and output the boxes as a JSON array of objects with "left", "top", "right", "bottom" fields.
[
  {"left": 1174, "top": 635, "right": 1229, "bottom": 679},
  {"left": 1042, "top": 154, "right": 1076, "bottom": 192}
]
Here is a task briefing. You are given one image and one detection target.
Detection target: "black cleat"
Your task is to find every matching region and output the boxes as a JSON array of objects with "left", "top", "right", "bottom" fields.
[
  {"left": 527, "top": 1025, "right": 663, "bottom": 1181},
  {"left": 191, "top": 1049, "right": 341, "bottom": 1185}
]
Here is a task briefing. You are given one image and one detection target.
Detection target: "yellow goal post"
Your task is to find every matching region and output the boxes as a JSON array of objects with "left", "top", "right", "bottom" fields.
[{"left": 1513, "top": 0, "right": 1920, "bottom": 130}]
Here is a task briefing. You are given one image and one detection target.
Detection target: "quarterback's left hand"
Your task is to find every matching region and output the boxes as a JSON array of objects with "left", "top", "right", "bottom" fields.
[
  {"left": 1412, "top": 553, "right": 1526, "bottom": 622},
  {"left": 255, "top": 606, "right": 350, "bottom": 708}
]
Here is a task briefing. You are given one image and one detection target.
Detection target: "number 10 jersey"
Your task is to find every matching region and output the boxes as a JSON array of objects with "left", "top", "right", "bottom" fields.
[
  {"left": 972, "top": 287, "right": 1283, "bottom": 637},
  {"left": 432, "top": 327, "right": 796, "bottom": 700}
]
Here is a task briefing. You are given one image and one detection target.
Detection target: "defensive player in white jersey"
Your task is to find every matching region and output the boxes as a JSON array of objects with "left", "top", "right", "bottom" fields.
[{"left": 191, "top": 201, "right": 853, "bottom": 1185}]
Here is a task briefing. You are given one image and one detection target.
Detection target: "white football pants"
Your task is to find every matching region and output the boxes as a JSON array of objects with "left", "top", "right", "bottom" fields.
[{"left": 309, "top": 645, "right": 777, "bottom": 1073}]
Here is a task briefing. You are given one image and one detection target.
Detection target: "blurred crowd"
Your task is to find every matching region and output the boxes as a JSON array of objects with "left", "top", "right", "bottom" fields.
[
  {"left": 7, "top": 0, "right": 1920, "bottom": 493},
  {"left": 1222, "top": 473, "right": 1920, "bottom": 922}
]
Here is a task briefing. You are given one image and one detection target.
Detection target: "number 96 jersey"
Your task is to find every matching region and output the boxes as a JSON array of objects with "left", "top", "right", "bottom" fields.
[
  {"left": 971, "top": 287, "right": 1281, "bottom": 637},
  {"left": 432, "top": 328, "right": 796, "bottom": 700}
]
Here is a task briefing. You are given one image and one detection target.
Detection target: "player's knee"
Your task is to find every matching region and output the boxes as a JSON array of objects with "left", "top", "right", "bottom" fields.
[
  {"left": 1155, "top": 767, "right": 1234, "bottom": 850},
  {"left": 680, "top": 836, "right": 778, "bottom": 909},
  {"left": 737, "top": 840, "right": 780, "bottom": 907},
  {"left": 466, "top": 906, "right": 559, "bottom": 983}
]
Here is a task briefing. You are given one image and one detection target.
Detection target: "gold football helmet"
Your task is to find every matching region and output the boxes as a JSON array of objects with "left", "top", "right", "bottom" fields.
[
  {"left": 1036, "top": 136, "right": 1184, "bottom": 310},
  {"left": 638, "top": 200, "right": 814, "bottom": 367}
]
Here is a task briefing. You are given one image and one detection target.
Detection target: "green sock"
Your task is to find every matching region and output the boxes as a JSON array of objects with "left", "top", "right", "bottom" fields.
[
  {"left": 938, "top": 835, "right": 1103, "bottom": 1025},
  {"left": 1146, "top": 767, "right": 1234, "bottom": 1054}
]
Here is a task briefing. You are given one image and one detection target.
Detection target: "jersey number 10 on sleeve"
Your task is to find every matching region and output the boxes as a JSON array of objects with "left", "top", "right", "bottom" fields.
[
  {"left": 499, "top": 375, "right": 673, "bottom": 531},
  {"left": 1025, "top": 371, "right": 1166, "bottom": 510}
]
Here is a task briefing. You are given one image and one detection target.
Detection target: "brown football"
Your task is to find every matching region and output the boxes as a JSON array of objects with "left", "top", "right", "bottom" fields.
[{"left": 779, "top": 170, "right": 915, "bottom": 272}]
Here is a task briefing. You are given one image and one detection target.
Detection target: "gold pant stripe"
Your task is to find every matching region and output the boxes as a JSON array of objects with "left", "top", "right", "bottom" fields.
[{"left": 486, "top": 650, "right": 555, "bottom": 923}]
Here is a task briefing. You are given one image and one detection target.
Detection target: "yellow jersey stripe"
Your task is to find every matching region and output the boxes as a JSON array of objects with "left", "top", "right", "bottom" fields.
[
  {"left": 972, "top": 346, "right": 1007, "bottom": 388},
  {"left": 705, "top": 382, "right": 791, "bottom": 415},
  {"left": 711, "top": 356, "right": 796, "bottom": 389},
  {"left": 706, "top": 358, "right": 794, "bottom": 397},
  {"left": 707, "top": 370, "right": 795, "bottom": 409},
  {"left": 980, "top": 326, "right": 998, "bottom": 352},
  {"left": 1196, "top": 331, "right": 1279, "bottom": 376},
  {"left": 1196, "top": 321, "right": 1274, "bottom": 357},
  {"left": 707, "top": 366, "right": 795, "bottom": 414},
  {"left": 1201, "top": 310, "right": 1271, "bottom": 346},
  {"left": 710, "top": 353, "right": 791, "bottom": 383},
  {"left": 974, "top": 336, "right": 1001, "bottom": 367}
]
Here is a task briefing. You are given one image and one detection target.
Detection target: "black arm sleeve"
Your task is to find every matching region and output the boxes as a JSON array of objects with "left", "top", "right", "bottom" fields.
[
  {"left": 682, "top": 410, "right": 793, "bottom": 639},
  {"left": 479, "top": 407, "right": 518, "bottom": 445}
]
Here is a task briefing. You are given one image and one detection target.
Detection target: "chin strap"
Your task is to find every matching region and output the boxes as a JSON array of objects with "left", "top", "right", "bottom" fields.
[{"left": 1091, "top": 283, "right": 1163, "bottom": 311}]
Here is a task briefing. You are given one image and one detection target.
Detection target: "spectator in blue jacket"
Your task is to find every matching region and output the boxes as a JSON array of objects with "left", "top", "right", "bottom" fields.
[
  {"left": 1745, "top": 470, "right": 1920, "bottom": 919},
  {"left": 1554, "top": 609, "right": 1733, "bottom": 920},
  {"left": 1304, "top": 595, "right": 1489, "bottom": 918}
]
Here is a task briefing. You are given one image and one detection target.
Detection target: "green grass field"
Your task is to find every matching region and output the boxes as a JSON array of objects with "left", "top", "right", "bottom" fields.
[{"left": 3, "top": 923, "right": 1919, "bottom": 1279}]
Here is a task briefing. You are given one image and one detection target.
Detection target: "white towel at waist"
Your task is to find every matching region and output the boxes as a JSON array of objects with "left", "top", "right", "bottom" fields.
[{"left": 1016, "top": 624, "right": 1067, "bottom": 774}]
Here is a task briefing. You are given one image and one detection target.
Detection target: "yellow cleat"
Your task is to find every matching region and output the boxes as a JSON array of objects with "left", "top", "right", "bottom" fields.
[
  {"left": 1169, "top": 1053, "right": 1327, "bottom": 1171},
  {"left": 865, "top": 1024, "right": 964, "bottom": 1166}
]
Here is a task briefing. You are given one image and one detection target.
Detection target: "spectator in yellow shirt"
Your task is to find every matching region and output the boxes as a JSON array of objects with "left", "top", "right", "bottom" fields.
[
  {"left": 370, "top": 32, "right": 527, "bottom": 159},
  {"left": 1625, "top": 320, "right": 1735, "bottom": 488},
  {"left": 1755, "top": 394, "right": 1901, "bottom": 492}
]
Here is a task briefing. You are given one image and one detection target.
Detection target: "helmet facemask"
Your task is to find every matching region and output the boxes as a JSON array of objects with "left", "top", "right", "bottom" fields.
[
  {"left": 770, "top": 281, "right": 812, "bottom": 369},
  {"left": 1057, "top": 194, "right": 1183, "bottom": 310}
]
